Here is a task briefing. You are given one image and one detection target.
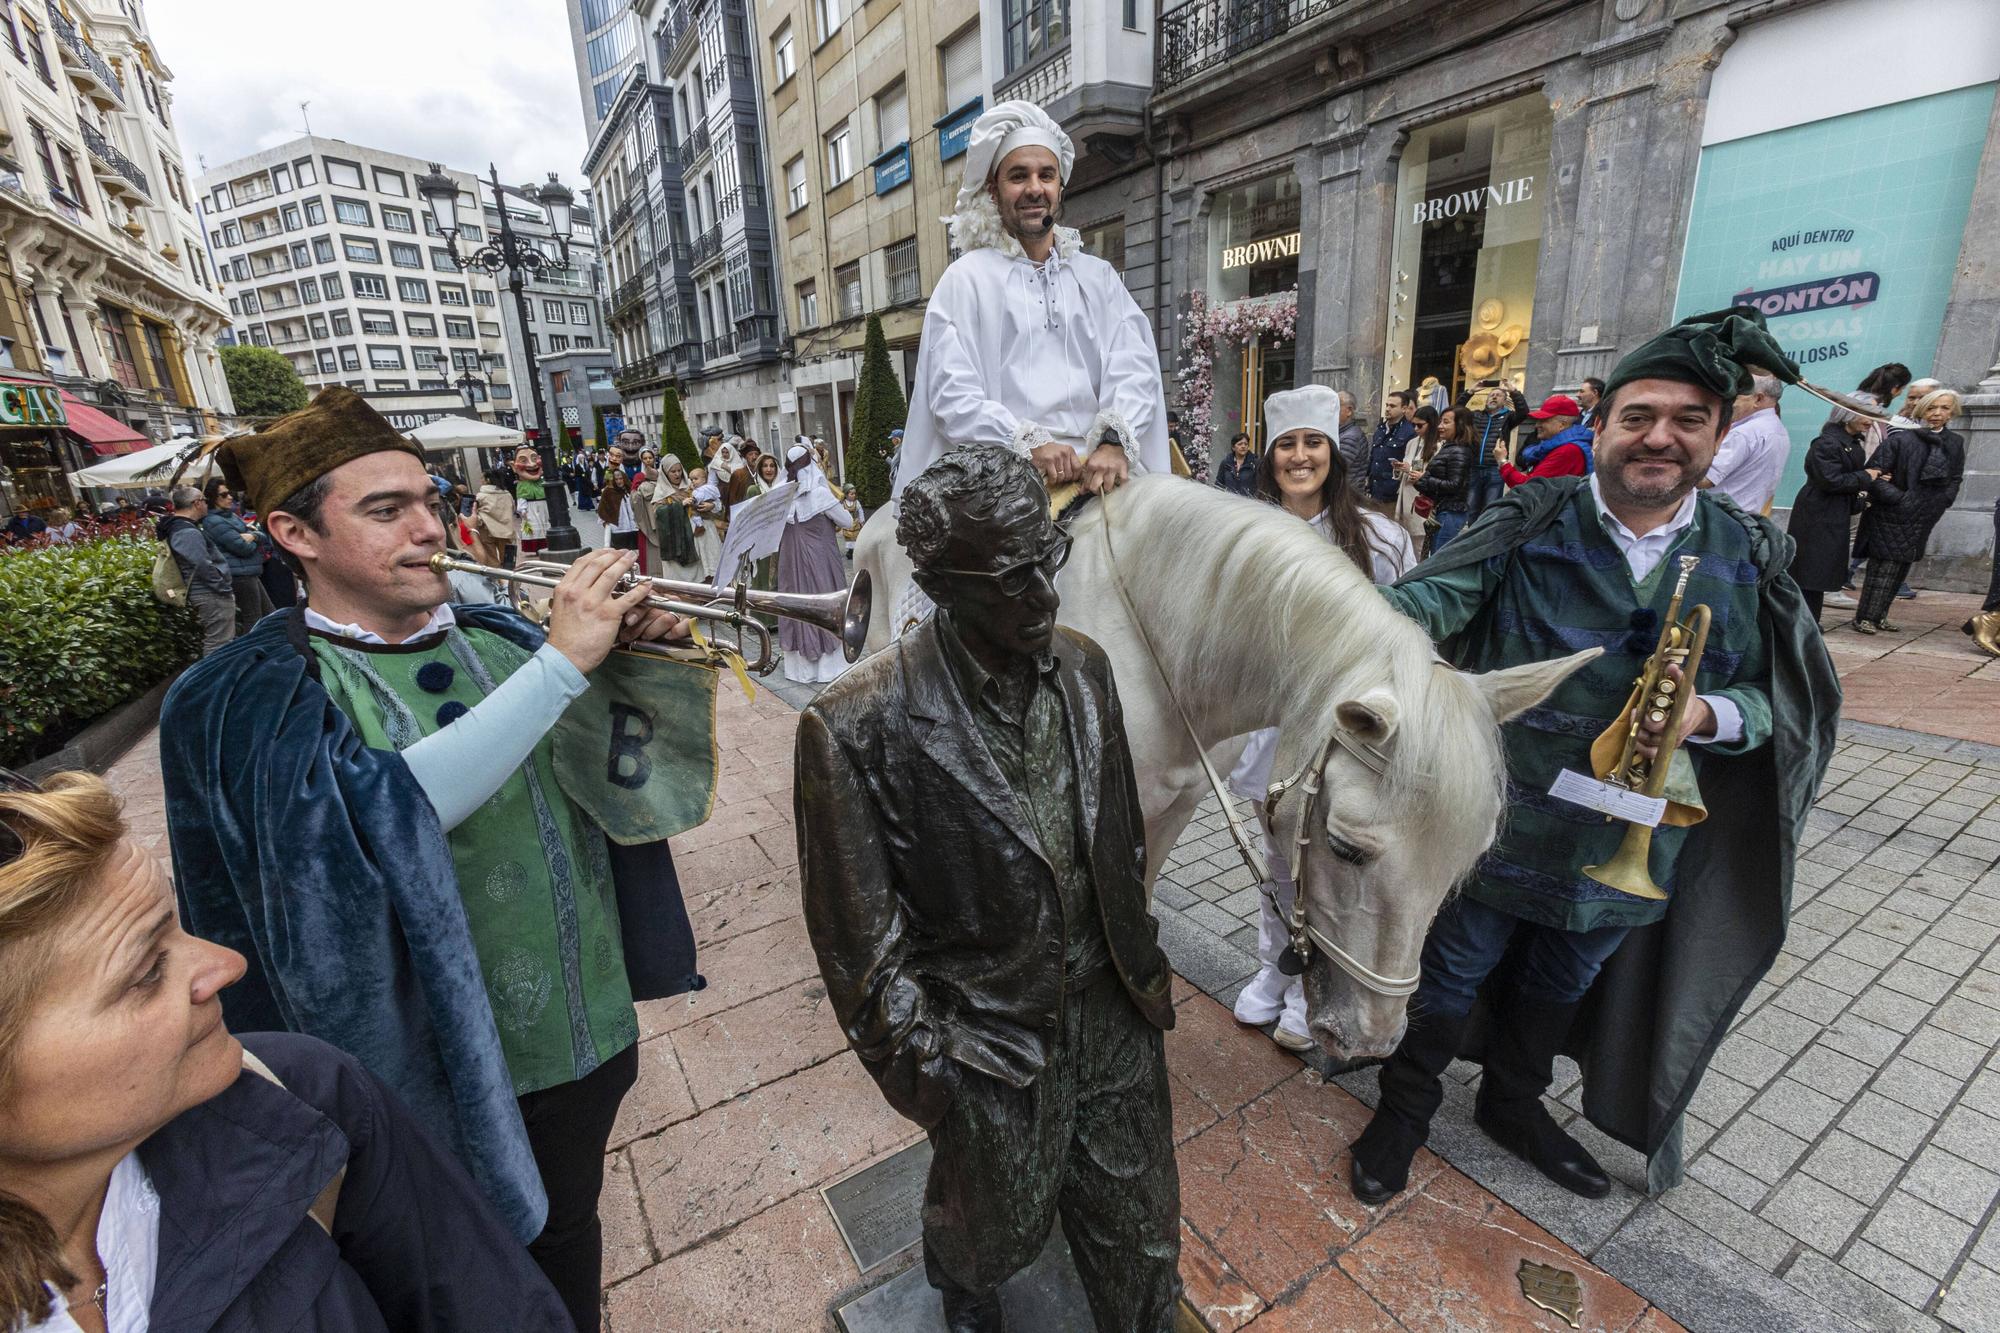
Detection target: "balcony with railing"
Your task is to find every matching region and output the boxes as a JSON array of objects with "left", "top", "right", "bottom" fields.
[
  {"left": 666, "top": 338, "right": 702, "bottom": 376},
  {"left": 702, "top": 330, "right": 736, "bottom": 360},
  {"left": 996, "top": 45, "right": 1072, "bottom": 107},
  {"left": 691, "top": 225, "right": 722, "bottom": 270},
  {"left": 46, "top": 4, "right": 122, "bottom": 107},
  {"left": 677, "top": 121, "right": 711, "bottom": 169},
  {"left": 79, "top": 123, "right": 149, "bottom": 201},
  {"left": 732, "top": 313, "right": 779, "bottom": 355},
  {"left": 1158, "top": 0, "right": 1351, "bottom": 93}
]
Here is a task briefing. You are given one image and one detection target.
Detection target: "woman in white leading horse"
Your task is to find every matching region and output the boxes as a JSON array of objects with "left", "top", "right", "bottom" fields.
[{"left": 854, "top": 474, "right": 1594, "bottom": 1058}]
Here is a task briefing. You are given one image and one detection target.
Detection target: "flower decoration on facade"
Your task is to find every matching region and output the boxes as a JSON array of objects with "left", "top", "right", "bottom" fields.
[{"left": 1173, "top": 287, "right": 1299, "bottom": 482}]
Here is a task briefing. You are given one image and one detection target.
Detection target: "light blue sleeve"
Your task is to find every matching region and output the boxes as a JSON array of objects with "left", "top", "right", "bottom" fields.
[{"left": 402, "top": 643, "right": 589, "bottom": 831}]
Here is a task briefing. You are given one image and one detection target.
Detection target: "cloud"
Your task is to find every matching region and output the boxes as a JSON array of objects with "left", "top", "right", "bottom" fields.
[{"left": 149, "top": 0, "right": 596, "bottom": 189}]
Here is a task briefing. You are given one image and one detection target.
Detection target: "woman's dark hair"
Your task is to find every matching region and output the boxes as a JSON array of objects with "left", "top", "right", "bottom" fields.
[
  {"left": 1409, "top": 405, "right": 1439, "bottom": 447},
  {"left": 1856, "top": 363, "right": 1912, "bottom": 399},
  {"left": 485, "top": 463, "right": 513, "bottom": 488},
  {"left": 201, "top": 478, "right": 230, "bottom": 509},
  {"left": 1435, "top": 407, "right": 1473, "bottom": 447},
  {"left": 1229, "top": 432, "right": 1251, "bottom": 450},
  {"left": 1255, "top": 430, "right": 1392, "bottom": 575}
]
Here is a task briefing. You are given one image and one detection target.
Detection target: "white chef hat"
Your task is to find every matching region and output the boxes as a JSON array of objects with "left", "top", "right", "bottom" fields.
[
  {"left": 1263, "top": 385, "right": 1343, "bottom": 447},
  {"left": 959, "top": 100, "right": 1074, "bottom": 200}
]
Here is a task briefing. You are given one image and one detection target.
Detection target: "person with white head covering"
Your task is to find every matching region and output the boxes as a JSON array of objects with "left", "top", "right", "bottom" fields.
[
  {"left": 892, "top": 99, "right": 1169, "bottom": 504},
  {"left": 1226, "top": 384, "right": 1416, "bottom": 1052},
  {"left": 776, "top": 443, "right": 852, "bottom": 683}
]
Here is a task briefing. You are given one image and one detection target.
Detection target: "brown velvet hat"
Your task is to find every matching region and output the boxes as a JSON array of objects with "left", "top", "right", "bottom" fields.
[{"left": 217, "top": 386, "right": 425, "bottom": 515}]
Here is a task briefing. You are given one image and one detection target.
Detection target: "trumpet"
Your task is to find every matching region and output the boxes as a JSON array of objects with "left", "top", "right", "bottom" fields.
[
  {"left": 1582, "top": 554, "right": 1711, "bottom": 902},
  {"left": 429, "top": 553, "right": 871, "bottom": 677}
]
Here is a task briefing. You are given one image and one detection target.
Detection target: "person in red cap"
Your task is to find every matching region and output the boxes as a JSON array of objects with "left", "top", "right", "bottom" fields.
[{"left": 1495, "top": 393, "right": 1594, "bottom": 487}]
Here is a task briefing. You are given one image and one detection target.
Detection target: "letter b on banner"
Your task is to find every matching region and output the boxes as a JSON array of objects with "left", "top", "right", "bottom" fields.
[{"left": 607, "top": 702, "right": 656, "bottom": 789}]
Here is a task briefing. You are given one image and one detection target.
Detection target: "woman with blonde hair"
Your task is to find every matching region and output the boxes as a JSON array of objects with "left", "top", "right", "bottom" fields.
[
  {"left": 1851, "top": 388, "right": 1966, "bottom": 633},
  {"left": 0, "top": 770, "right": 570, "bottom": 1331}
]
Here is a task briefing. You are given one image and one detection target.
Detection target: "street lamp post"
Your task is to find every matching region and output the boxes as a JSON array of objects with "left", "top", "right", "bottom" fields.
[{"left": 417, "top": 162, "right": 582, "bottom": 554}]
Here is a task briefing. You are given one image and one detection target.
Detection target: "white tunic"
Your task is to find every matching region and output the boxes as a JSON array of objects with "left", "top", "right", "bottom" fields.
[{"left": 893, "top": 241, "right": 1169, "bottom": 496}]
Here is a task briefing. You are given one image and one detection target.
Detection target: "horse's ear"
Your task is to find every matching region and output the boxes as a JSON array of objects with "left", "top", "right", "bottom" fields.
[
  {"left": 1472, "top": 648, "right": 1602, "bottom": 723},
  {"left": 1334, "top": 687, "right": 1401, "bottom": 744}
]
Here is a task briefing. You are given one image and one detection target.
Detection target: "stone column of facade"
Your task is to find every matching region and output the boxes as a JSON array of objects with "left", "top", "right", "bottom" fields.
[
  {"left": 1915, "top": 83, "right": 2000, "bottom": 591},
  {"left": 1531, "top": 15, "right": 1717, "bottom": 398},
  {"left": 158, "top": 326, "right": 200, "bottom": 410},
  {"left": 1306, "top": 106, "right": 1400, "bottom": 404},
  {"left": 61, "top": 298, "right": 111, "bottom": 381}
]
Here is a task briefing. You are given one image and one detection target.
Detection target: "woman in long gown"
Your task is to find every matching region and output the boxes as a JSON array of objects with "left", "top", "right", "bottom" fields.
[
  {"left": 688, "top": 467, "right": 725, "bottom": 579},
  {"left": 776, "top": 444, "right": 851, "bottom": 684},
  {"left": 650, "top": 456, "right": 704, "bottom": 583}
]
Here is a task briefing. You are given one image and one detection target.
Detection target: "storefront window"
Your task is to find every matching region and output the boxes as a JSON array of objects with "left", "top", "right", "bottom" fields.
[
  {"left": 1383, "top": 94, "right": 1551, "bottom": 402},
  {"left": 1206, "top": 171, "right": 1301, "bottom": 449}
]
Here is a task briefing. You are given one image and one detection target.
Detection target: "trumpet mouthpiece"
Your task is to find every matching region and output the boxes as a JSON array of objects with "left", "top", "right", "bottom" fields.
[{"left": 428, "top": 552, "right": 454, "bottom": 573}]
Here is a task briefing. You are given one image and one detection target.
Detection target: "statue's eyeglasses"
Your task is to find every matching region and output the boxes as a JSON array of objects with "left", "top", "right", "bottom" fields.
[{"left": 933, "top": 535, "right": 1073, "bottom": 597}]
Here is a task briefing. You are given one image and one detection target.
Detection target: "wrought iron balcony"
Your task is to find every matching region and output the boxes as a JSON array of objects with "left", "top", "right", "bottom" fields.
[
  {"left": 733, "top": 314, "right": 778, "bottom": 350},
  {"left": 46, "top": 4, "right": 123, "bottom": 107},
  {"left": 610, "top": 274, "right": 645, "bottom": 313},
  {"left": 1158, "top": 0, "right": 1349, "bottom": 91},
  {"left": 608, "top": 198, "right": 634, "bottom": 233},
  {"left": 667, "top": 338, "right": 702, "bottom": 375},
  {"left": 678, "top": 122, "right": 711, "bottom": 169},
  {"left": 691, "top": 226, "right": 721, "bottom": 269},
  {"left": 78, "top": 123, "right": 150, "bottom": 200},
  {"left": 703, "top": 331, "right": 736, "bottom": 360}
]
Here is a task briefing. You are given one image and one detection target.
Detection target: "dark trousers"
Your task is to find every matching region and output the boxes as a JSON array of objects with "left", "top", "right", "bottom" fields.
[
  {"left": 231, "top": 573, "right": 275, "bottom": 635},
  {"left": 189, "top": 588, "right": 238, "bottom": 657},
  {"left": 517, "top": 1041, "right": 639, "bottom": 1333},
  {"left": 1984, "top": 499, "right": 1999, "bottom": 613},
  {"left": 1857, "top": 557, "right": 1911, "bottom": 624},
  {"left": 1467, "top": 465, "right": 1506, "bottom": 521},
  {"left": 1415, "top": 895, "right": 1630, "bottom": 1020},
  {"left": 1802, "top": 589, "right": 1824, "bottom": 620},
  {"left": 922, "top": 970, "right": 1182, "bottom": 1332}
]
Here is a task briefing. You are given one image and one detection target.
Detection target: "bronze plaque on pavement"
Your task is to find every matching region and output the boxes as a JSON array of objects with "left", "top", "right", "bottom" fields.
[{"left": 823, "top": 1141, "right": 933, "bottom": 1272}]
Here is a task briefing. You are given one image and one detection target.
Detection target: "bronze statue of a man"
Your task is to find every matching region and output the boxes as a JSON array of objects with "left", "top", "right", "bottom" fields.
[{"left": 795, "top": 448, "right": 1184, "bottom": 1331}]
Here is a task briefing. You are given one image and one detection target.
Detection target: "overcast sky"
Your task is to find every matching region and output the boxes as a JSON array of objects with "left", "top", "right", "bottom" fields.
[{"left": 150, "top": 0, "right": 595, "bottom": 191}]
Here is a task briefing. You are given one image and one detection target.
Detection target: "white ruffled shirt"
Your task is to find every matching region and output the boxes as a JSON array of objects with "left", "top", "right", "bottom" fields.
[
  {"left": 893, "top": 241, "right": 1169, "bottom": 497},
  {"left": 25, "top": 1152, "right": 159, "bottom": 1333}
]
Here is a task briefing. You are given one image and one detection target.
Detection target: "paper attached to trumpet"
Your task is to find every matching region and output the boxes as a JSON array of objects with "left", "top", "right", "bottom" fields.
[{"left": 1549, "top": 769, "right": 1667, "bottom": 828}]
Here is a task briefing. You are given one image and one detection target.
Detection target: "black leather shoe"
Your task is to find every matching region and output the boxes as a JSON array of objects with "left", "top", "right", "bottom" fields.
[
  {"left": 1349, "top": 1149, "right": 1400, "bottom": 1206},
  {"left": 1475, "top": 1098, "right": 1611, "bottom": 1198},
  {"left": 941, "top": 1288, "right": 1004, "bottom": 1333}
]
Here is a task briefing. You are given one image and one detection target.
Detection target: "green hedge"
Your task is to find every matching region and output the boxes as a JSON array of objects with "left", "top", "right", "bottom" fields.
[{"left": 0, "top": 534, "right": 200, "bottom": 766}]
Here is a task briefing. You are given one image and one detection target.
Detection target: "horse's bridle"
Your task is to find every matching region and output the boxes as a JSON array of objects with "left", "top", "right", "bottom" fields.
[
  {"left": 1262, "top": 730, "right": 1422, "bottom": 998},
  {"left": 1096, "top": 491, "right": 1424, "bottom": 1001}
]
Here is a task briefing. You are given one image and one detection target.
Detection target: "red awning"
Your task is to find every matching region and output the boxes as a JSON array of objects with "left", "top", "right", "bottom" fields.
[{"left": 58, "top": 390, "right": 149, "bottom": 456}]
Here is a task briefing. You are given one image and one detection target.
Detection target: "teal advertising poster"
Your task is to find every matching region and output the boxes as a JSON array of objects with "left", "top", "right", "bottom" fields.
[{"left": 1674, "top": 83, "right": 1995, "bottom": 505}]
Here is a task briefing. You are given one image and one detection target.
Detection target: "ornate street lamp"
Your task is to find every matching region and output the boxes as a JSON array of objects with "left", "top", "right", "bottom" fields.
[{"left": 418, "top": 162, "right": 582, "bottom": 554}]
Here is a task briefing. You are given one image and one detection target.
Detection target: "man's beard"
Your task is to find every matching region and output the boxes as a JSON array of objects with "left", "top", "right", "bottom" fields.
[
  {"left": 1600, "top": 450, "right": 1701, "bottom": 509},
  {"left": 1000, "top": 195, "right": 1058, "bottom": 241}
]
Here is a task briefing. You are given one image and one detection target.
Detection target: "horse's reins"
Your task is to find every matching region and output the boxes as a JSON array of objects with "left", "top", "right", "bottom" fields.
[{"left": 1094, "top": 490, "right": 1421, "bottom": 999}]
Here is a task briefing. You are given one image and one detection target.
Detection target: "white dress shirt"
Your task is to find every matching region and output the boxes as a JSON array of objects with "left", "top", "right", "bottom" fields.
[
  {"left": 1587, "top": 475, "right": 1743, "bottom": 745},
  {"left": 25, "top": 1151, "right": 159, "bottom": 1333},
  {"left": 1705, "top": 406, "right": 1790, "bottom": 514}
]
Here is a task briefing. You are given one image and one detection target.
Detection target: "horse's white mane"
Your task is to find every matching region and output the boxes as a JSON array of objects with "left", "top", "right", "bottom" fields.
[{"left": 1092, "top": 478, "right": 1507, "bottom": 850}]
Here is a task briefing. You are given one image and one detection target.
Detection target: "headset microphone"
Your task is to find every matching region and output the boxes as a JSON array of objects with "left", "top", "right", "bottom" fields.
[{"left": 1039, "top": 214, "right": 1056, "bottom": 234}]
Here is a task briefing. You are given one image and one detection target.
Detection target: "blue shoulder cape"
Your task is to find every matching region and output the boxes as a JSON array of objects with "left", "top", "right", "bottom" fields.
[{"left": 161, "top": 603, "right": 703, "bottom": 1242}]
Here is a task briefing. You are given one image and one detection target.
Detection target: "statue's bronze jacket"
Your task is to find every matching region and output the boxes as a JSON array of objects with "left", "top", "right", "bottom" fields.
[{"left": 794, "top": 616, "right": 1175, "bottom": 1128}]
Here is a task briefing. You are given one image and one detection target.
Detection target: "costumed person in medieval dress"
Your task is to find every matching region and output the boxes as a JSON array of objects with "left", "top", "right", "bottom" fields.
[
  {"left": 156, "top": 388, "right": 709, "bottom": 1332},
  {"left": 1228, "top": 387, "right": 1416, "bottom": 1052},
  {"left": 776, "top": 444, "right": 851, "bottom": 684},
  {"left": 893, "top": 101, "right": 1168, "bottom": 508},
  {"left": 650, "top": 454, "right": 705, "bottom": 583},
  {"left": 688, "top": 466, "right": 724, "bottom": 579},
  {"left": 512, "top": 446, "right": 552, "bottom": 559},
  {"left": 797, "top": 448, "right": 1188, "bottom": 1333},
  {"left": 1350, "top": 308, "right": 1842, "bottom": 1205}
]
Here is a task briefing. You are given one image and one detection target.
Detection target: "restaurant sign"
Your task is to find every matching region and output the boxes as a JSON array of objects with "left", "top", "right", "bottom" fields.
[{"left": 0, "top": 382, "right": 68, "bottom": 428}]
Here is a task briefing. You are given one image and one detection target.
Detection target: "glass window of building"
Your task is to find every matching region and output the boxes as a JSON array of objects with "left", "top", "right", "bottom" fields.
[
  {"left": 373, "top": 168, "right": 408, "bottom": 198},
  {"left": 1383, "top": 92, "right": 1551, "bottom": 400},
  {"left": 798, "top": 279, "right": 818, "bottom": 327},
  {"left": 814, "top": 0, "right": 843, "bottom": 45},
  {"left": 353, "top": 274, "right": 389, "bottom": 300},
  {"left": 367, "top": 345, "right": 404, "bottom": 370},
  {"left": 785, "top": 156, "right": 808, "bottom": 213},
  {"left": 304, "top": 198, "right": 326, "bottom": 226},
  {"left": 835, "top": 262, "right": 862, "bottom": 319},
  {"left": 312, "top": 236, "right": 336, "bottom": 263},
  {"left": 339, "top": 345, "right": 361, "bottom": 371},
  {"left": 390, "top": 242, "right": 422, "bottom": 269},
  {"left": 1004, "top": 0, "right": 1068, "bottom": 74},
  {"left": 332, "top": 313, "right": 354, "bottom": 337},
  {"left": 826, "top": 123, "right": 853, "bottom": 185},
  {"left": 772, "top": 22, "right": 795, "bottom": 83},
  {"left": 398, "top": 278, "right": 431, "bottom": 303},
  {"left": 317, "top": 349, "right": 337, "bottom": 374},
  {"left": 439, "top": 283, "right": 468, "bottom": 306},
  {"left": 1080, "top": 218, "right": 1126, "bottom": 273},
  {"left": 544, "top": 299, "right": 565, "bottom": 323},
  {"left": 382, "top": 206, "right": 415, "bottom": 233},
  {"left": 294, "top": 158, "right": 317, "bottom": 186},
  {"left": 445, "top": 315, "right": 475, "bottom": 340},
  {"left": 885, "top": 237, "right": 919, "bottom": 304},
  {"left": 360, "top": 310, "right": 397, "bottom": 336},
  {"left": 282, "top": 204, "right": 301, "bottom": 230},
  {"left": 941, "top": 25, "right": 982, "bottom": 111},
  {"left": 473, "top": 289, "right": 495, "bottom": 307},
  {"left": 1209, "top": 171, "right": 1300, "bottom": 304},
  {"left": 876, "top": 81, "right": 909, "bottom": 153},
  {"left": 324, "top": 158, "right": 364, "bottom": 188},
  {"left": 299, "top": 279, "right": 321, "bottom": 304},
  {"left": 323, "top": 275, "right": 344, "bottom": 299},
  {"left": 343, "top": 236, "right": 381, "bottom": 264},
  {"left": 569, "top": 302, "right": 591, "bottom": 325},
  {"left": 406, "top": 313, "right": 437, "bottom": 336},
  {"left": 272, "top": 164, "right": 293, "bottom": 193},
  {"left": 291, "top": 242, "right": 312, "bottom": 268}
]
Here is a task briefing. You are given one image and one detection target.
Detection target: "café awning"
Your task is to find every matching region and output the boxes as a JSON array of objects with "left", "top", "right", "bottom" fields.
[{"left": 59, "top": 391, "right": 149, "bottom": 455}]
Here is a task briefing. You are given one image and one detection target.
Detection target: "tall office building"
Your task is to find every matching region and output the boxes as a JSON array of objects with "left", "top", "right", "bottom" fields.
[
  {"left": 586, "top": 0, "right": 786, "bottom": 453},
  {"left": 199, "top": 137, "right": 523, "bottom": 429},
  {"left": 0, "top": 0, "right": 235, "bottom": 520},
  {"left": 567, "top": 0, "right": 643, "bottom": 133}
]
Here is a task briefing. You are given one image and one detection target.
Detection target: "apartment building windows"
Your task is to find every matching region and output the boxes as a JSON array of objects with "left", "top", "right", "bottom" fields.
[
  {"left": 322, "top": 275, "right": 344, "bottom": 298},
  {"left": 331, "top": 311, "right": 353, "bottom": 335},
  {"left": 382, "top": 206, "right": 416, "bottom": 233},
  {"left": 372, "top": 168, "right": 408, "bottom": 197},
  {"left": 431, "top": 247, "right": 459, "bottom": 272},
  {"left": 367, "top": 345, "right": 404, "bottom": 370},
  {"left": 569, "top": 302, "right": 591, "bottom": 325},
  {"left": 885, "top": 237, "right": 920, "bottom": 304},
  {"left": 473, "top": 289, "right": 495, "bottom": 307},
  {"left": 814, "top": 0, "right": 843, "bottom": 45},
  {"left": 797, "top": 280, "right": 818, "bottom": 327},
  {"left": 390, "top": 242, "right": 423, "bottom": 269},
  {"left": 835, "top": 261, "right": 862, "bottom": 318},
  {"left": 397, "top": 278, "right": 430, "bottom": 303},
  {"left": 438, "top": 283, "right": 468, "bottom": 306},
  {"left": 405, "top": 313, "right": 437, "bottom": 337},
  {"left": 941, "top": 25, "right": 982, "bottom": 113},
  {"left": 312, "top": 236, "right": 336, "bottom": 263},
  {"left": 444, "top": 315, "right": 475, "bottom": 340},
  {"left": 299, "top": 278, "right": 321, "bottom": 303},
  {"left": 785, "top": 156, "right": 807, "bottom": 213},
  {"left": 343, "top": 237, "right": 381, "bottom": 264},
  {"left": 19, "top": 13, "right": 52, "bottom": 88},
  {"left": 325, "top": 159, "right": 364, "bottom": 188},
  {"left": 282, "top": 204, "right": 301, "bottom": 230},
  {"left": 543, "top": 299, "right": 565, "bottom": 323},
  {"left": 352, "top": 274, "right": 389, "bottom": 299},
  {"left": 309, "top": 314, "right": 328, "bottom": 338},
  {"left": 294, "top": 159, "right": 317, "bottom": 186},
  {"left": 334, "top": 197, "right": 372, "bottom": 226},
  {"left": 339, "top": 346, "right": 362, "bottom": 371},
  {"left": 1003, "top": 0, "right": 1068, "bottom": 73},
  {"left": 290, "top": 242, "right": 312, "bottom": 268},
  {"left": 876, "top": 82, "right": 909, "bottom": 153},
  {"left": 359, "top": 310, "right": 396, "bottom": 336},
  {"left": 304, "top": 198, "right": 327, "bottom": 226},
  {"left": 317, "top": 349, "right": 337, "bottom": 374},
  {"left": 772, "top": 22, "right": 795, "bottom": 82},
  {"left": 826, "top": 123, "right": 853, "bottom": 185}
]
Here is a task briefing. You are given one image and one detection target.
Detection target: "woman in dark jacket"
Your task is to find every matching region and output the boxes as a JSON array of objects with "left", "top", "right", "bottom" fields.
[
  {"left": 0, "top": 770, "right": 571, "bottom": 1333},
  {"left": 1786, "top": 411, "right": 1879, "bottom": 621},
  {"left": 1409, "top": 406, "right": 1475, "bottom": 551},
  {"left": 1851, "top": 390, "right": 1966, "bottom": 633},
  {"left": 1216, "top": 433, "right": 1259, "bottom": 497}
]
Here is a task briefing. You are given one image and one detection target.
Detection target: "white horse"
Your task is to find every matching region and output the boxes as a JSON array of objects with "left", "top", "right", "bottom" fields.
[{"left": 854, "top": 476, "right": 1594, "bottom": 1058}]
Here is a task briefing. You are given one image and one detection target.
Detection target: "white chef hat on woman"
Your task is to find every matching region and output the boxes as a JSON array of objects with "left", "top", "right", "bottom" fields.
[{"left": 1263, "top": 385, "right": 1343, "bottom": 448}]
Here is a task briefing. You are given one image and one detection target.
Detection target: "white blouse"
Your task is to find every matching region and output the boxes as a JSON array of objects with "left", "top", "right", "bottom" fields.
[{"left": 24, "top": 1151, "right": 159, "bottom": 1333}]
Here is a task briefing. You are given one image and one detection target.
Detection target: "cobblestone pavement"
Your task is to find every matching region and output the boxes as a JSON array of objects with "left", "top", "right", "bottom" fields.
[{"left": 1153, "top": 675, "right": 2000, "bottom": 1328}]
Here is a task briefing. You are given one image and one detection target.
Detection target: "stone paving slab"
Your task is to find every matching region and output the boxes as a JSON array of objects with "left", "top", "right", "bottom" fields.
[{"left": 1154, "top": 711, "right": 2000, "bottom": 1333}]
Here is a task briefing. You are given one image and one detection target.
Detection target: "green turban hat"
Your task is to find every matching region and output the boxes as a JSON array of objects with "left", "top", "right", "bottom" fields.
[{"left": 1602, "top": 306, "right": 1802, "bottom": 403}]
